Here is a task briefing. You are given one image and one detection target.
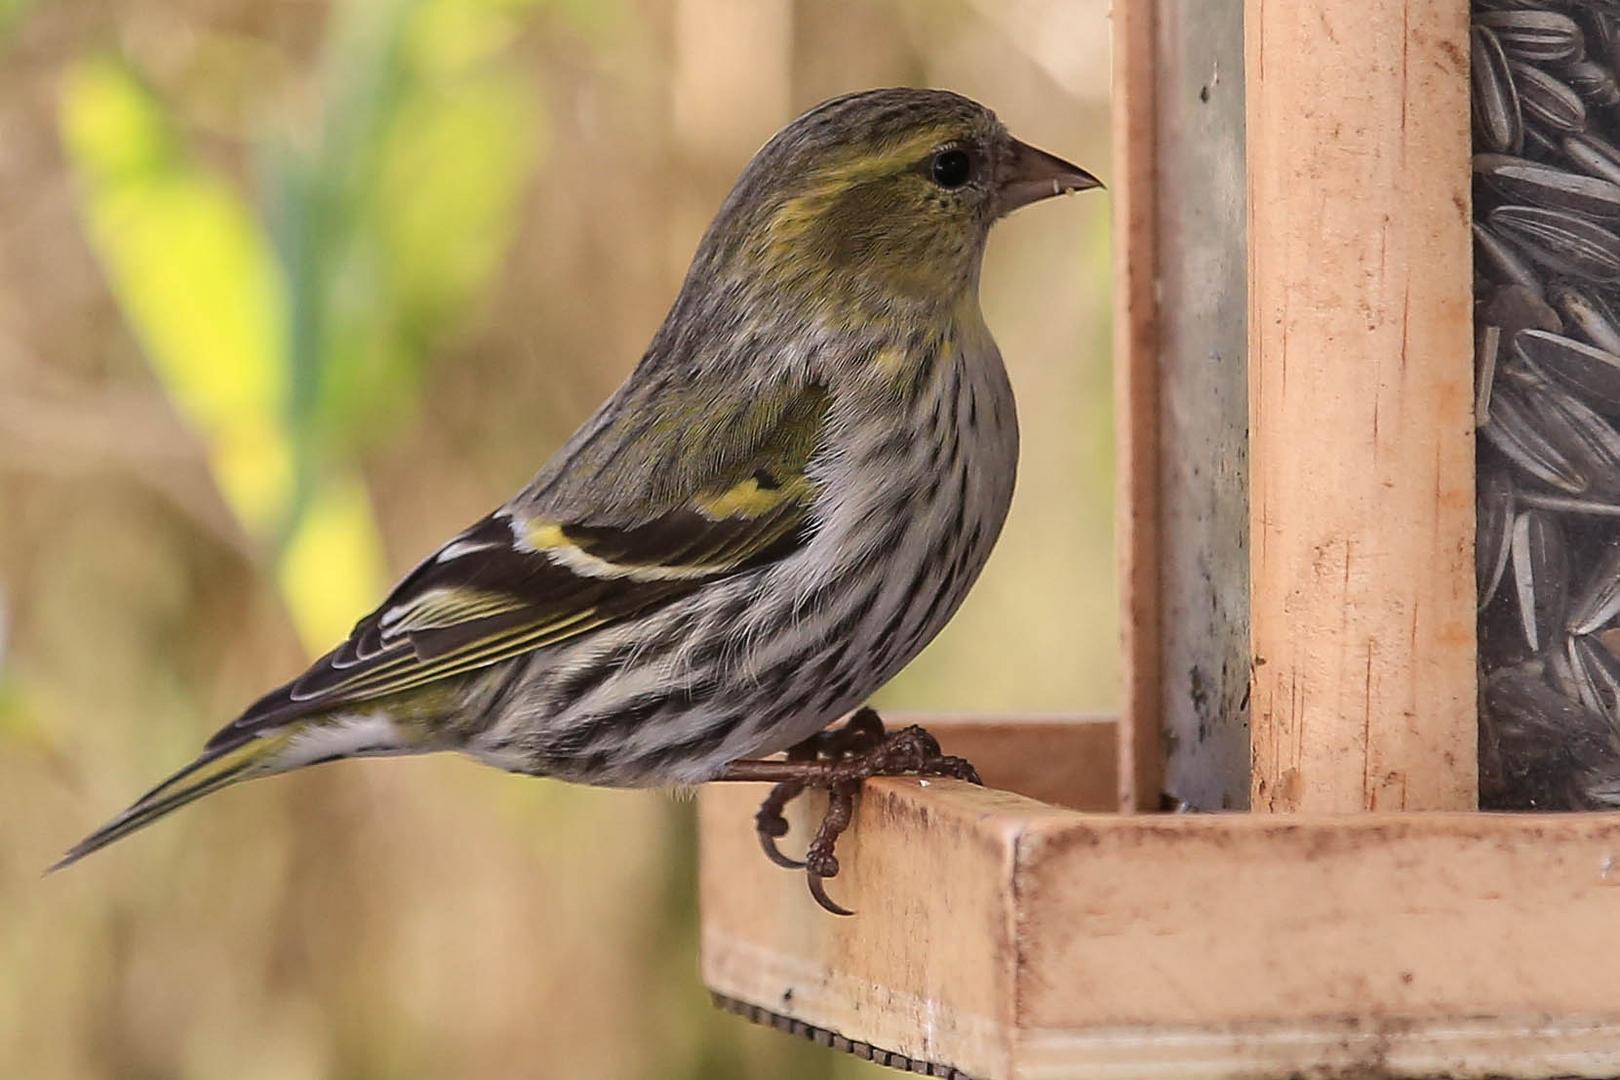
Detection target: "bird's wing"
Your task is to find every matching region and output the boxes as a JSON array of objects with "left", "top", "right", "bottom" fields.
[{"left": 213, "top": 379, "right": 832, "bottom": 744}]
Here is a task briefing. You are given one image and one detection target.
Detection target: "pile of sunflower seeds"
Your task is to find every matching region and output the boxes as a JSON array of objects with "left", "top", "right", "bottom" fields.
[{"left": 1474, "top": 0, "right": 1620, "bottom": 809}]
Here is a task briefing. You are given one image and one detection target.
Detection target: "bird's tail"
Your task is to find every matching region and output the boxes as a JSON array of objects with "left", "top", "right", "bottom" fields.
[{"left": 48, "top": 730, "right": 295, "bottom": 873}]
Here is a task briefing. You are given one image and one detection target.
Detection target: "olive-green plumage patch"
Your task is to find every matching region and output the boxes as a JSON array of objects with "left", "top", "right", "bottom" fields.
[
  {"left": 764, "top": 122, "right": 962, "bottom": 247},
  {"left": 196, "top": 730, "right": 294, "bottom": 780},
  {"left": 761, "top": 123, "right": 984, "bottom": 302}
]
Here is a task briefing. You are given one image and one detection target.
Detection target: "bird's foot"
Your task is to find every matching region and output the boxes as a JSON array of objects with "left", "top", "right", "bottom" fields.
[
  {"left": 752, "top": 706, "right": 886, "bottom": 871},
  {"left": 725, "top": 708, "right": 981, "bottom": 916}
]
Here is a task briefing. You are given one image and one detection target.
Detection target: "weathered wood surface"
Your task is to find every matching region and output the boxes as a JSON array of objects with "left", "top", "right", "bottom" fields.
[
  {"left": 1153, "top": 0, "right": 1251, "bottom": 812},
  {"left": 1245, "top": 0, "right": 1477, "bottom": 812},
  {"left": 702, "top": 772, "right": 1620, "bottom": 1079},
  {"left": 862, "top": 714, "right": 1117, "bottom": 812}
]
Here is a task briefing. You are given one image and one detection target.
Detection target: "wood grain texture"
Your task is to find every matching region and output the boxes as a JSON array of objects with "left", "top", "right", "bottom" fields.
[
  {"left": 701, "top": 775, "right": 1620, "bottom": 1079},
  {"left": 1245, "top": 0, "right": 1477, "bottom": 812},
  {"left": 1112, "top": 0, "right": 1164, "bottom": 813}
]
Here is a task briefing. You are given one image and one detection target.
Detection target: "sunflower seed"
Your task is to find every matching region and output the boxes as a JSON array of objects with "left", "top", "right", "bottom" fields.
[
  {"left": 1578, "top": 5, "right": 1619, "bottom": 48},
  {"left": 1568, "top": 539, "right": 1620, "bottom": 634},
  {"left": 1475, "top": 0, "right": 1576, "bottom": 9},
  {"left": 1473, "top": 221, "right": 1548, "bottom": 296},
  {"left": 1511, "top": 60, "right": 1588, "bottom": 132},
  {"left": 1522, "top": 118, "right": 1566, "bottom": 161},
  {"left": 1518, "top": 369, "right": 1620, "bottom": 490},
  {"left": 1515, "top": 328, "right": 1620, "bottom": 411},
  {"left": 1562, "top": 132, "right": 1620, "bottom": 185},
  {"left": 1549, "top": 282, "right": 1620, "bottom": 353},
  {"left": 1568, "top": 633, "right": 1620, "bottom": 719},
  {"left": 1484, "top": 381, "right": 1588, "bottom": 493},
  {"left": 1548, "top": 635, "right": 1584, "bottom": 699},
  {"left": 1474, "top": 25, "right": 1525, "bottom": 154},
  {"left": 1477, "top": 323, "right": 1502, "bottom": 427},
  {"left": 1563, "top": 635, "right": 1601, "bottom": 711},
  {"left": 1478, "top": 10, "right": 1585, "bottom": 63},
  {"left": 1581, "top": 773, "right": 1620, "bottom": 808},
  {"left": 1533, "top": 395, "right": 1620, "bottom": 497},
  {"left": 1558, "top": 60, "right": 1620, "bottom": 107},
  {"left": 1489, "top": 204, "right": 1620, "bottom": 280},
  {"left": 1479, "top": 464, "right": 1516, "bottom": 607},
  {"left": 1482, "top": 664, "right": 1615, "bottom": 811},
  {"left": 1581, "top": 7, "right": 1620, "bottom": 72},
  {"left": 1519, "top": 490, "right": 1620, "bottom": 515},
  {"left": 1474, "top": 153, "right": 1620, "bottom": 218},
  {"left": 1512, "top": 509, "right": 1570, "bottom": 653}
]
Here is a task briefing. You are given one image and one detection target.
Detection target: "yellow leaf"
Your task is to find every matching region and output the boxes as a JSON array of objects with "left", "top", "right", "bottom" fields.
[
  {"left": 61, "top": 56, "right": 295, "bottom": 533},
  {"left": 275, "top": 473, "right": 387, "bottom": 652}
]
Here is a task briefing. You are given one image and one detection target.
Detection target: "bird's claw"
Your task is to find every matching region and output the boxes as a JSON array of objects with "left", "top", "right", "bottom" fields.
[
  {"left": 746, "top": 709, "right": 982, "bottom": 916},
  {"left": 800, "top": 780, "right": 857, "bottom": 915},
  {"left": 806, "top": 873, "right": 855, "bottom": 917},
  {"left": 754, "top": 780, "right": 807, "bottom": 869}
]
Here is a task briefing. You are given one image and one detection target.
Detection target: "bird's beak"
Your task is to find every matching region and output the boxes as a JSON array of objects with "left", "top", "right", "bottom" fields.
[{"left": 995, "top": 138, "right": 1103, "bottom": 216}]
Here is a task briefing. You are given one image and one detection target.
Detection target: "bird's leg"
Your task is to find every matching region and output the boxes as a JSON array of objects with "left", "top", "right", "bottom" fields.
[{"left": 717, "top": 710, "right": 982, "bottom": 915}]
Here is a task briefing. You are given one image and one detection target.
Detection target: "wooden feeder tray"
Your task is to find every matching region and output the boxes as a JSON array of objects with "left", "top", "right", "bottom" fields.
[{"left": 701, "top": 718, "right": 1620, "bottom": 1080}]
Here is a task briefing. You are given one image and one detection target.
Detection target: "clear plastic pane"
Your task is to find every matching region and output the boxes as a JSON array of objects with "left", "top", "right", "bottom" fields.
[{"left": 1474, "top": 1, "right": 1620, "bottom": 809}]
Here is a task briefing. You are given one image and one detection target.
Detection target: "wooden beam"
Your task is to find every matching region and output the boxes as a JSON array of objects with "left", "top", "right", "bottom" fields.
[
  {"left": 701, "top": 775, "right": 1620, "bottom": 1080},
  {"left": 1112, "top": 0, "right": 1164, "bottom": 813},
  {"left": 1150, "top": 0, "right": 1252, "bottom": 811},
  {"left": 1245, "top": 0, "right": 1476, "bottom": 812}
]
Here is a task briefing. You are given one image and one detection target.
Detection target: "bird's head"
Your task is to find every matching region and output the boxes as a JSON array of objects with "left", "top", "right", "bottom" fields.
[{"left": 691, "top": 88, "right": 1101, "bottom": 317}]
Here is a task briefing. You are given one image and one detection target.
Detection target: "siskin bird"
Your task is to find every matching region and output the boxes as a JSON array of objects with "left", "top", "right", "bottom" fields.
[{"left": 56, "top": 88, "right": 1100, "bottom": 907}]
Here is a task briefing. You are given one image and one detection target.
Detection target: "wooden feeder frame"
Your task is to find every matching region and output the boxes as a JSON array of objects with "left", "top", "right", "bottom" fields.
[{"left": 698, "top": 3, "right": 1620, "bottom": 1077}]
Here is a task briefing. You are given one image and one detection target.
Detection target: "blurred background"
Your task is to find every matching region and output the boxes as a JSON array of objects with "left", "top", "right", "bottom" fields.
[{"left": 0, "top": 0, "right": 1113, "bottom": 1076}]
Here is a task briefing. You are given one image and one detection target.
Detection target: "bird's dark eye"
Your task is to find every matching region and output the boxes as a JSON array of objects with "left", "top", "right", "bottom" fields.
[{"left": 929, "top": 148, "right": 973, "bottom": 189}]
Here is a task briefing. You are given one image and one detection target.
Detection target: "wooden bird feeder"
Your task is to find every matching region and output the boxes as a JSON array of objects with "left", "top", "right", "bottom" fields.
[{"left": 698, "top": 3, "right": 1620, "bottom": 1077}]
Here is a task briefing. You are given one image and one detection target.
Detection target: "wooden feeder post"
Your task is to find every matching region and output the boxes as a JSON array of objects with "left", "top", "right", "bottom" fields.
[
  {"left": 1117, "top": 0, "right": 1252, "bottom": 813},
  {"left": 697, "top": 3, "right": 1620, "bottom": 1078},
  {"left": 1245, "top": 0, "right": 1477, "bottom": 814}
]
